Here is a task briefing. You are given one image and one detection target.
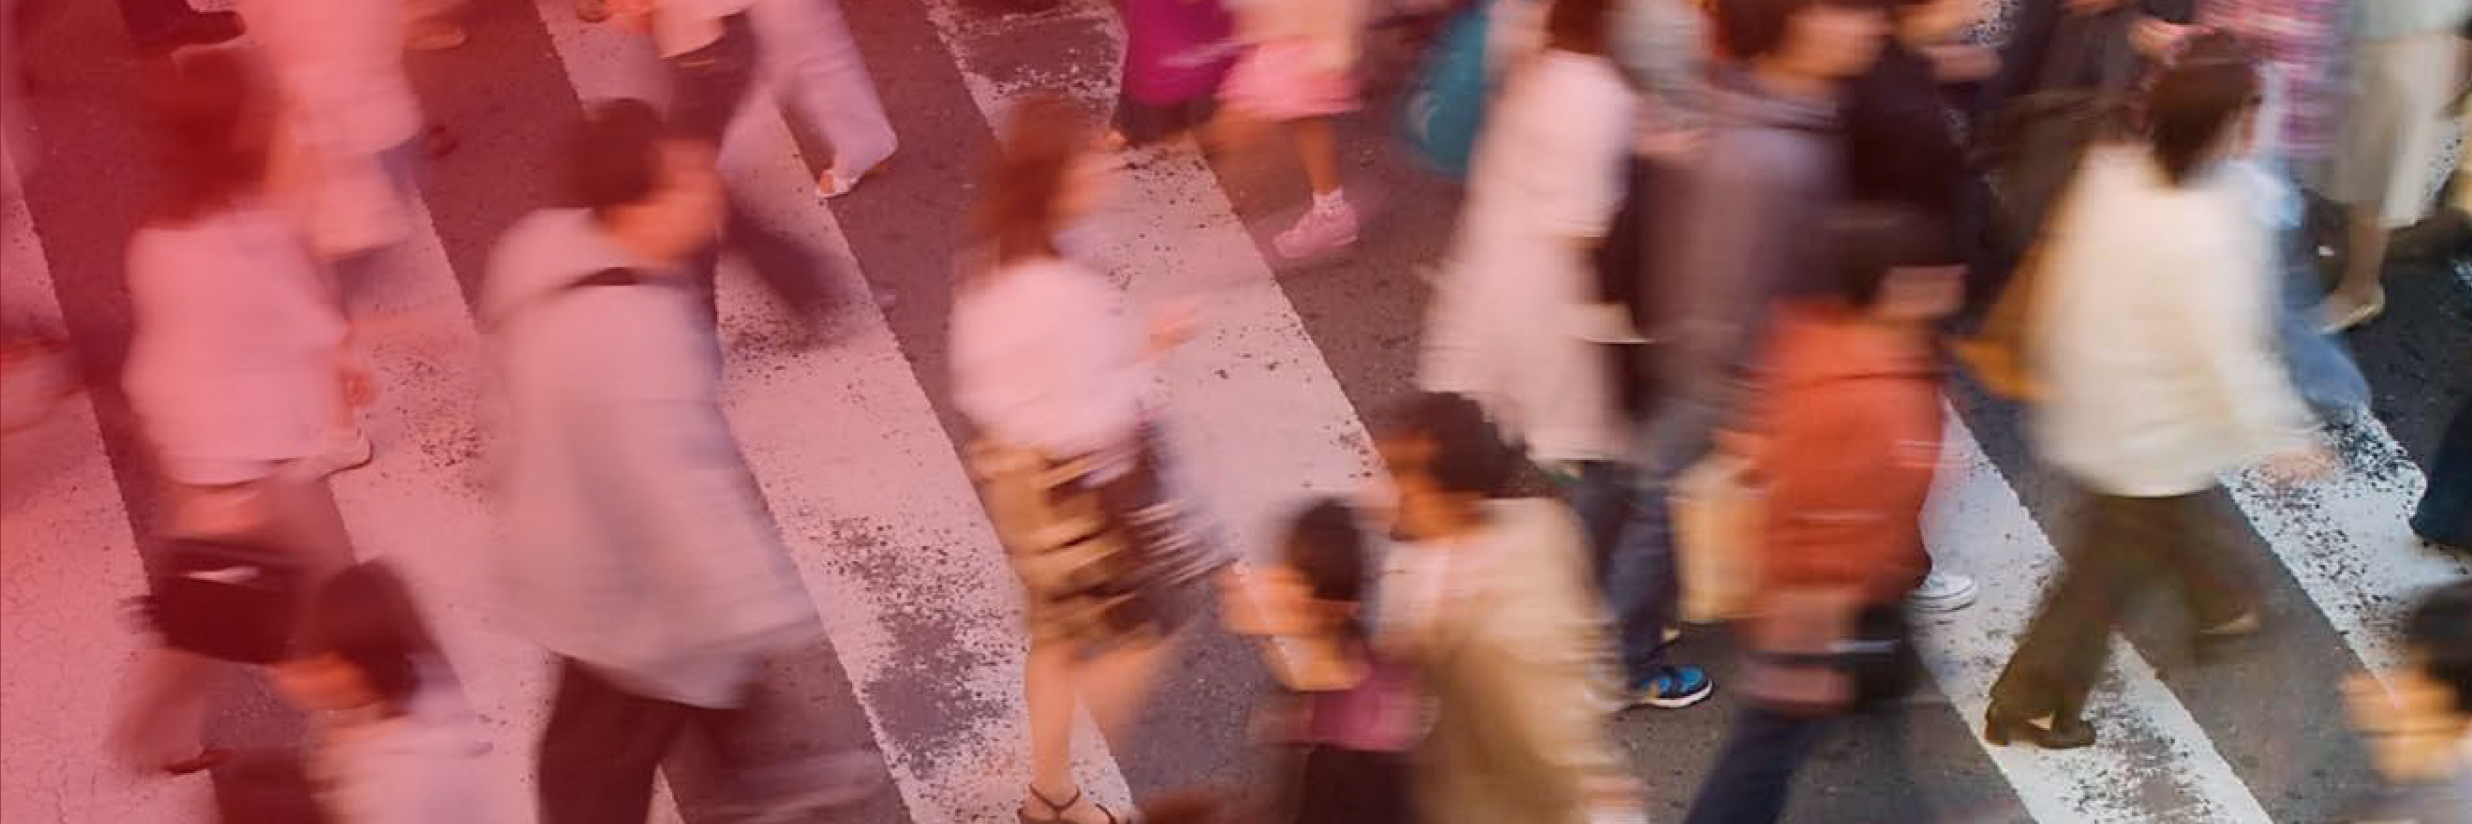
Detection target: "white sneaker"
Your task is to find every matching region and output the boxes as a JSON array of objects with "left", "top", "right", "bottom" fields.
[
  {"left": 1273, "top": 198, "right": 1359, "bottom": 260},
  {"left": 1907, "top": 570, "right": 1978, "bottom": 613}
]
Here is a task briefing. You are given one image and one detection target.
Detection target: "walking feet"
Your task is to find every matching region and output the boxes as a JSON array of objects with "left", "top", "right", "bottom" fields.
[
  {"left": 1626, "top": 665, "right": 1715, "bottom": 710},
  {"left": 1983, "top": 702, "right": 2096, "bottom": 750},
  {"left": 1273, "top": 192, "right": 1358, "bottom": 261},
  {"left": 1019, "top": 785, "right": 1118, "bottom": 824}
]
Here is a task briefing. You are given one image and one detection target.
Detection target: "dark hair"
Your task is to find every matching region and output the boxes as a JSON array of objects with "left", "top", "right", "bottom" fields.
[
  {"left": 1714, "top": 0, "right": 1870, "bottom": 61},
  {"left": 564, "top": 99, "right": 669, "bottom": 213},
  {"left": 1282, "top": 499, "right": 1369, "bottom": 605},
  {"left": 1546, "top": 0, "right": 1618, "bottom": 56},
  {"left": 300, "top": 561, "right": 444, "bottom": 714},
  {"left": 2405, "top": 582, "right": 2472, "bottom": 715},
  {"left": 140, "top": 50, "right": 269, "bottom": 223},
  {"left": 1824, "top": 203, "right": 1948, "bottom": 308},
  {"left": 970, "top": 95, "right": 1089, "bottom": 268},
  {"left": 2143, "top": 33, "right": 2259, "bottom": 186},
  {"left": 1379, "top": 393, "right": 1518, "bottom": 498}
]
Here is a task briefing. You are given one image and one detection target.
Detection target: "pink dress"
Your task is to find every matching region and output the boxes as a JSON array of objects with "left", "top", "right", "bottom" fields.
[{"left": 2198, "top": 0, "right": 2349, "bottom": 163}]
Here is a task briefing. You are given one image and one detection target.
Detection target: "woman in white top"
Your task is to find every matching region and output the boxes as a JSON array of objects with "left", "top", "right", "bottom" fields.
[
  {"left": 1985, "top": 46, "right": 2332, "bottom": 751},
  {"left": 1418, "top": 0, "right": 1637, "bottom": 571},
  {"left": 112, "top": 52, "right": 362, "bottom": 777},
  {"left": 950, "top": 97, "right": 1223, "bottom": 824}
]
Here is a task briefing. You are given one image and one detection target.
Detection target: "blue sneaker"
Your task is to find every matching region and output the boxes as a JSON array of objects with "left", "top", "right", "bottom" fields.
[{"left": 1627, "top": 665, "right": 1714, "bottom": 709}]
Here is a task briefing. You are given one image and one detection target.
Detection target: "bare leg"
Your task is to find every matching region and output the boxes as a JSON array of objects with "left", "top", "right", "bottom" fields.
[
  {"left": 1076, "top": 634, "right": 1174, "bottom": 741},
  {"left": 1290, "top": 117, "right": 1341, "bottom": 198},
  {"left": 1024, "top": 638, "right": 1081, "bottom": 812},
  {"left": 109, "top": 647, "right": 225, "bottom": 772}
]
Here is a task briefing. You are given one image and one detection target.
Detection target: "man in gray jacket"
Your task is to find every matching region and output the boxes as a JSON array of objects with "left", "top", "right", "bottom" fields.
[
  {"left": 1592, "top": 0, "right": 1893, "bottom": 712},
  {"left": 481, "top": 100, "right": 864, "bottom": 824}
]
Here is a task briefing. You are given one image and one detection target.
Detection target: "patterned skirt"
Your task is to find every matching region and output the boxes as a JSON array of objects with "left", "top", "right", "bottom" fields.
[{"left": 970, "top": 425, "right": 1223, "bottom": 656}]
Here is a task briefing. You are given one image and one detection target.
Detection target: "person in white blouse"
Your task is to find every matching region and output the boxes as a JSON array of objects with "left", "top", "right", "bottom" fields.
[
  {"left": 1985, "top": 44, "right": 2334, "bottom": 751},
  {"left": 950, "top": 97, "right": 1225, "bottom": 824},
  {"left": 111, "top": 51, "right": 363, "bottom": 779}
]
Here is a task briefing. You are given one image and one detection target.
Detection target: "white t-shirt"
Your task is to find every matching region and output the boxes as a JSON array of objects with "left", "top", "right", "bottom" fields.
[
  {"left": 123, "top": 204, "right": 348, "bottom": 485},
  {"left": 949, "top": 256, "right": 1151, "bottom": 460}
]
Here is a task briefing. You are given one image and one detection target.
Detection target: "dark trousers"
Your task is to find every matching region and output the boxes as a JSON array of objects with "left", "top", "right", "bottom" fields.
[
  {"left": 665, "top": 14, "right": 836, "bottom": 332},
  {"left": 538, "top": 659, "right": 710, "bottom": 824},
  {"left": 1990, "top": 487, "right": 2255, "bottom": 721},
  {"left": 2415, "top": 399, "right": 2472, "bottom": 548},
  {"left": 1681, "top": 706, "right": 1828, "bottom": 824}
]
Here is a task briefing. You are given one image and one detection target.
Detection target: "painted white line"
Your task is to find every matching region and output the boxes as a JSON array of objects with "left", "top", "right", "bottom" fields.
[
  {"left": 1916, "top": 411, "right": 2274, "bottom": 824},
  {"left": 524, "top": 4, "right": 1118, "bottom": 821},
  {"left": 0, "top": 139, "right": 214, "bottom": 824},
  {"left": 2223, "top": 415, "right": 2471, "bottom": 681}
]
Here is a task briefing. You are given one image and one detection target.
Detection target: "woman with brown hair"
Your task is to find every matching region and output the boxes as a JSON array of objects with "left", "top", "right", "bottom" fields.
[{"left": 950, "top": 96, "right": 1226, "bottom": 824}]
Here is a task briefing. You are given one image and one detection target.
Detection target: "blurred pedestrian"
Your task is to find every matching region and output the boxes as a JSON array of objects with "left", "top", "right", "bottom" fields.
[
  {"left": 1371, "top": 393, "right": 1637, "bottom": 824},
  {"left": 2320, "top": 0, "right": 2472, "bottom": 330},
  {"left": 273, "top": 561, "right": 499, "bottom": 824},
  {"left": 110, "top": 50, "right": 362, "bottom": 778},
  {"left": 481, "top": 100, "right": 847, "bottom": 824},
  {"left": 1418, "top": 0, "right": 1638, "bottom": 604},
  {"left": 112, "top": 0, "right": 246, "bottom": 54},
  {"left": 1113, "top": 0, "right": 1237, "bottom": 148},
  {"left": 242, "top": 0, "right": 434, "bottom": 271},
  {"left": 1223, "top": 500, "right": 1419, "bottom": 824},
  {"left": 614, "top": 0, "right": 853, "bottom": 339},
  {"left": 1984, "top": 51, "right": 2332, "bottom": 750},
  {"left": 1215, "top": 0, "right": 1370, "bottom": 260},
  {"left": 2339, "top": 581, "right": 2472, "bottom": 824},
  {"left": 1678, "top": 205, "right": 1958, "bottom": 824},
  {"left": 748, "top": 0, "right": 896, "bottom": 197},
  {"left": 1598, "top": 0, "right": 1895, "bottom": 714},
  {"left": 2417, "top": 399, "right": 2472, "bottom": 553},
  {"left": 952, "top": 96, "right": 1227, "bottom": 824}
]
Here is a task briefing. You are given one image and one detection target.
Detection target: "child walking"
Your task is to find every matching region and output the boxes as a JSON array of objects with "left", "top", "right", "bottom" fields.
[
  {"left": 1225, "top": 500, "right": 1420, "bottom": 824},
  {"left": 1217, "top": 0, "right": 1370, "bottom": 260},
  {"left": 273, "top": 561, "right": 499, "bottom": 824}
]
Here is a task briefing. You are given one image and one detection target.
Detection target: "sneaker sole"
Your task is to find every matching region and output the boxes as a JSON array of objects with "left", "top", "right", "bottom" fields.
[{"left": 1629, "top": 684, "right": 1714, "bottom": 710}]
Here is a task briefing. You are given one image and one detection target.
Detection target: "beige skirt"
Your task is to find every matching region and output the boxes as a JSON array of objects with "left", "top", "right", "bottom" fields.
[{"left": 2329, "top": 32, "right": 2465, "bottom": 229}]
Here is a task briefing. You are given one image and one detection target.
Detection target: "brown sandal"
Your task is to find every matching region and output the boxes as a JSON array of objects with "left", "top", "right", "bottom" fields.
[{"left": 1018, "top": 786, "right": 1118, "bottom": 824}]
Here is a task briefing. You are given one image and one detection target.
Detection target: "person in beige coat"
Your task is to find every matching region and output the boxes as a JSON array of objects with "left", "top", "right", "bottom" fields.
[{"left": 1370, "top": 393, "right": 1637, "bottom": 824}]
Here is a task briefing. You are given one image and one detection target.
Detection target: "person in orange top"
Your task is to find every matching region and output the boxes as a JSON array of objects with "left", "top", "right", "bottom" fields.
[{"left": 1680, "top": 203, "right": 1961, "bottom": 824}]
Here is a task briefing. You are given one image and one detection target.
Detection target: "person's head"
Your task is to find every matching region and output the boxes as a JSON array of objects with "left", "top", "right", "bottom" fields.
[
  {"left": 2348, "top": 582, "right": 2472, "bottom": 780},
  {"left": 971, "top": 95, "right": 1111, "bottom": 267},
  {"left": 1822, "top": 203, "right": 1964, "bottom": 323},
  {"left": 2404, "top": 582, "right": 2472, "bottom": 717},
  {"left": 2142, "top": 33, "right": 2260, "bottom": 186},
  {"left": 1372, "top": 393, "right": 1518, "bottom": 541},
  {"left": 1713, "top": 0, "right": 1889, "bottom": 79},
  {"left": 275, "top": 561, "right": 443, "bottom": 716},
  {"left": 1545, "top": 0, "right": 1619, "bottom": 56},
  {"left": 563, "top": 99, "right": 724, "bottom": 262},
  {"left": 140, "top": 50, "right": 273, "bottom": 223},
  {"left": 1272, "top": 498, "right": 1372, "bottom": 638}
]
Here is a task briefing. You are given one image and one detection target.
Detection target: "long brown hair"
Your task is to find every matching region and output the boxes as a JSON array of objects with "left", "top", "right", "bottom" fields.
[
  {"left": 968, "top": 95, "right": 1091, "bottom": 271},
  {"left": 138, "top": 51, "right": 271, "bottom": 224}
]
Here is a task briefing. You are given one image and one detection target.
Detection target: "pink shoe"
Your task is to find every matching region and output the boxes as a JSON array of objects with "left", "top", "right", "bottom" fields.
[{"left": 1273, "top": 199, "right": 1358, "bottom": 260}]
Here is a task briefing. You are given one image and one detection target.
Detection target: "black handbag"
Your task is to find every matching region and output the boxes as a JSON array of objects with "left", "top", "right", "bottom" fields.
[{"left": 144, "top": 535, "right": 308, "bottom": 664}]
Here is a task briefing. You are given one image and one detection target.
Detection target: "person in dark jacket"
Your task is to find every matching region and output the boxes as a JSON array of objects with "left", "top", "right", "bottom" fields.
[
  {"left": 1589, "top": 0, "right": 1893, "bottom": 713},
  {"left": 2417, "top": 400, "right": 2472, "bottom": 553}
]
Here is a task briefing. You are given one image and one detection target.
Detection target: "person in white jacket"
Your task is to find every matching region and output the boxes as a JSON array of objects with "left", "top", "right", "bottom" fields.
[
  {"left": 1985, "top": 48, "right": 2334, "bottom": 751},
  {"left": 481, "top": 100, "right": 850, "bottom": 824}
]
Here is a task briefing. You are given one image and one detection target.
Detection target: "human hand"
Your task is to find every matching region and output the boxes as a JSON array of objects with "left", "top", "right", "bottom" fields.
[
  {"left": 1148, "top": 300, "right": 1200, "bottom": 354},
  {"left": 2258, "top": 444, "right": 2338, "bottom": 488},
  {"left": 2130, "top": 18, "right": 2192, "bottom": 59},
  {"left": 339, "top": 356, "right": 378, "bottom": 408}
]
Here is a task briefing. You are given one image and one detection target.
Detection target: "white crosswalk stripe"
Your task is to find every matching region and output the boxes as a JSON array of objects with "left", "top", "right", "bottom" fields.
[{"left": 2, "top": 3, "right": 2466, "bottom": 823}]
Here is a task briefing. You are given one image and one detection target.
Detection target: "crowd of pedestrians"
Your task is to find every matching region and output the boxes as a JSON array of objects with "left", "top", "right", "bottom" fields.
[{"left": 1, "top": 0, "right": 2469, "bottom": 821}]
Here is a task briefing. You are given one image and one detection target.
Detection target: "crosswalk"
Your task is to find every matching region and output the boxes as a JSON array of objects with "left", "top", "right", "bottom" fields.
[{"left": 3, "top": 0, "right": 2469, "bottom": 822}]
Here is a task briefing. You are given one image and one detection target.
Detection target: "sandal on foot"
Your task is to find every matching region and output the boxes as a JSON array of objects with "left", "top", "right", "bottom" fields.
[{"left": 1018, "top": 786, "right": 1117, "bottom": 824}]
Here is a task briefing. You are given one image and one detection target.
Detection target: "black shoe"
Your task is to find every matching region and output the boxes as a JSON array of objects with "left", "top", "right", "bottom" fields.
[
  {"left": 1984, "top": 702, "right": 2097, "bottom": 750},
  {"left": 2391, "top": 209, "right": 2472, "bottom": 264},
  {"left": 135, "top": 10, "right": 243, "bottom": 56}
]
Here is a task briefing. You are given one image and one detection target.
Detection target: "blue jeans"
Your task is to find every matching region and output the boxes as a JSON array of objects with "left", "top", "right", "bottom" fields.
[{"left": 1553, "top": 394, "right": 1718, "bottom": 684}]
